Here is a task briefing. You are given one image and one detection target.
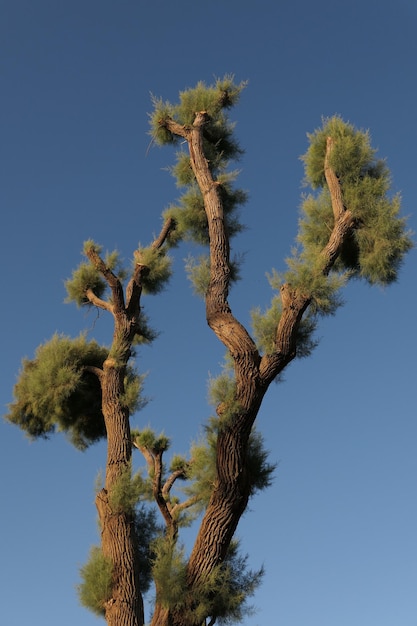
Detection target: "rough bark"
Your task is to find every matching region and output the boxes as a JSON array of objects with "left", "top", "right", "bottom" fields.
[
  {"left": 85, "top": 222, "right": 175, "bottom": 626},
  {"left": 95, "top": 361, "right": 144, "bottom": 626},
  {"left": 158, "top": 115, "right": 357, "bottom": 626}
]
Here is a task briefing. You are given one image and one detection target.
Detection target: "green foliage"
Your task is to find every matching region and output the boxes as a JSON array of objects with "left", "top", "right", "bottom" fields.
[
  {"left": 183, "top": 418, "right": 275, "bottom": 513},
  {"left": 151, "top": 537, "right": 188, "bottom": 608},
  {"left": 169, "top": 454, "right": 190, "bottom": 476},
  {"left": 251, "top": 116, "right": 411, "bottom": 364},
  {"left": 133, "top": 246, "right": 172, "bottom": 294},
  {"left": 65, "top": 261, "right": 106, "bottom": 306},
  {"left": 150, "top": 77, "right": 247, "bottom": 291},
  {"left": 150, "top": 75, "right": 246, "bottom": 151},
  {"left": 245, "top": 429, "right": 276, "bottom": 497},
  {"left": 132, "top": 427, "right": 170, "bottom": 454},
  {"left": 251, "top": 276, "right": 319, "bottom": 359},
  {"left": 353, "top": 194, "right": 412, "bottom": 285},
  {"left": 251, "top": 295, "right": 282, "bottom": 355},
  {"left": 164, "top": 186, "right": 209, "bottom": 246},
  {"left": 108, "top": 463, "right": 145, "bottom": 514},
  {"left": 6, "top": 333, "right": 143, "bottom": 450},
  {"left": 121, "top": 369, "right": 147, "bottom": 415},
  {"left": 182, "top": 435, "right": 217, "bottom": 514},
  {"left": 6, "top": 334, "right": 108, "bottom": 449},
  {"left": 78, "top": 546, "right": 113, "bottom": 616},
  {"left": 300, "top": 116, "right": 413, "bottom": 285},
  {"left": 202, "top": 540, "right": 264, "bottom": 625},
  {"left": 185, "top": 253, "right": 242, "bottom": 297},
  {"left": 208, "top": 371, "right": 242, "bottom": 427},
  {"left": 133, "top": 505, "right": 162, "bottom": 594},
  {"left": 284, "top": 254, "right": 346, "bottom": 315},
  {"left": 66, "top": 238, "right": 173, "bottom": 307},
  {"left": 302, "top": 117, "right": 376, "bottom": 189},
  {"left": 148, "top": 96, "right": 177, "bottom": 146},
  {"left": 152, "top": 536, "right": 263, "bottom": 625},
  {"left": 131, "top": 310, "right": 159, "bottom": 345},
  {"left": 65, "top": 241, "right": 126, "bottom": 306},
  {"left": 185, "top": 255, "right": 211, "bottom": 296}
]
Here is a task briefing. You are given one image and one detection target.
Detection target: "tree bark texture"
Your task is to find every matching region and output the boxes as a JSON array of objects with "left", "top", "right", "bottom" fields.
[
  {"left": 96, "top": 362, "right": 144, "bottom": 626},
  {"left": 159, "top": 114, "right": 358, "bottom": 626},
  {"left": 86, "top": 249, "right": 148, "bottom": 626}
]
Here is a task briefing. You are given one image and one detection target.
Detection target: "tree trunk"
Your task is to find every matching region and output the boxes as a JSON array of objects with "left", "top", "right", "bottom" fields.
[
  {"left": 157, "top": 113, "right": 360, "bottom": 626},
  {"left": 96, "top": 360, "right": 144, "bottom": 626}
]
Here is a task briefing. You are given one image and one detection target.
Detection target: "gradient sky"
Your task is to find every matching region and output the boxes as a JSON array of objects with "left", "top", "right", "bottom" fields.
[{"left": 1, "top": 1, "right": 416, "bottom": 625}]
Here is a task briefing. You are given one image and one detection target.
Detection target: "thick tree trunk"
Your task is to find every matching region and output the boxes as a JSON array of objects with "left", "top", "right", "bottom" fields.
[
  {"left": 157, "top": 114, "right": 359, "bottom": 626},
  {"left": 86, "top": 219, "right": 175, "bottom": 626},
  {"left": 96, "top": 361, "right": 144, "bottom": 626}
]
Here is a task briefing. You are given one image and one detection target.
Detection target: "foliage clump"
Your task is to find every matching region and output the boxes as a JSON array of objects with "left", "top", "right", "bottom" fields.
[
  {"left": 79, "top": 504, "right": 159, "bottom": 608},
  {"left": 149, "top": 76, "right": 248, "bottom": 291},
  {"left": 7, "top": 334, "right": 109, "bottom": 449},
  {"left": 6, "top": 77, "right": 413, "bottom": 626},
  {"left": 251, "top": 116, "right": 412, "bottom": 360},
  {"left": 151, "top": 536, "right": 263, "bottom": 626},
  {"left": 6, "top": 333, "right": 143, "bottom": 450},
  {"left": 108, "top": 463, "right": 148, "bottom": 514},
  {"left": 133, "top": 245, "right": 172, "bottom": 295},
  {"left": 65, "top": 242, "right": 126, "bottom": 307},
  {"left": 78, "top": 546, "right": 113, "bottom": 616},
  {"left": 300, "top": 116, "right": 412, "bottom": 285},
  {"left": 134, "top": 505, "right": 162, "bottom": 594}
]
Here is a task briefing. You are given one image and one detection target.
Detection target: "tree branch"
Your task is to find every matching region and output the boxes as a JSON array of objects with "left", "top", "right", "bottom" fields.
[
  {"left": 324, "top": 136, "right": 345, "bottom": 220},
  {"left": 136, "top": 444, "right": 175, "bottom": 531},
  {"left": 126, "top": 216, "right": 176, "bottom": 315},
  {"left": 261, "top": 136, "right": 358, "bottom": 380},
  {"left": 86, "top": 248, "right": 125, "bottom": 314},
  {"left": 170, "top": 494, "right": 200, "bottom": 519},
  {"left": 162, "top": 468, "right": 187, "bottom": 500},
  {"left": 152, "top": 450, "right": 175, "bottom": 529},
  {"left": 152, "top": 215, "right": 176, "bottom": 250},
  {"left": 85, "top": 288, "right": 113, "bottom": 313},
  {"left": 187, "top": 112, "right": 259, "bottom": 361},
  {"left": 320, "top": 209, "right": 356, "bottom": 274},
  {"left": 85, "top": 247, "right": 126, "bottom": 314},
  {"left": 84, "top": 364, "right": 104, "bottom": 381},
  {"left": 159, "top": 117, "right": 190, "bottom": 141},
  {"left": 125, "top": 264, "right": 148, "bottom": 317}
]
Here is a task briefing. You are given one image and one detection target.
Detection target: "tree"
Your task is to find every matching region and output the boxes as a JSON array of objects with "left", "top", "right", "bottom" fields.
[{"left": 6, "top": 77, "right": 412, "bottom": 626}]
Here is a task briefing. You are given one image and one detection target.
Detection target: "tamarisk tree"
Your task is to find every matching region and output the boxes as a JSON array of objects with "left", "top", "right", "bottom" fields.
[{"left": 6, "top": 77, "right": 412, "bottom": 626}]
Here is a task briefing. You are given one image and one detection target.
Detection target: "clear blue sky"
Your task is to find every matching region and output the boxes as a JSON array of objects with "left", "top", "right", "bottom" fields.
[{"left": 1, "top": 1, "right": 416, "bottom": 625}]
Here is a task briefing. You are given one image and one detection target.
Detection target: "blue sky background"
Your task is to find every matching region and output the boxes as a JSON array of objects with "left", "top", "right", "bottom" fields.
[{"left": 1, "top": 1, "right": 416, "bottom": 625}]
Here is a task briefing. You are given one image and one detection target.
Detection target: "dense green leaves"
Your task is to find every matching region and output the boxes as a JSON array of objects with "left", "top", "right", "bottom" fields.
[
  {"left": 5, "top": 334, "right": 141, "bottom": 450},
  {"left": 78, "top": 547, "right": 113, "bottom": 616},
  {"left": 108, "top": 463, "right": 147, "bottom": 514},
  {"left": 132, "top": 427, "right": 170, "bottom": 454},
  {"left": 133, "top": 245, "right": 172, "bottom": 295},
  {"left": 134, "top": 505, "right": 162, "bottom": 594},
  {"left": 7, "top": 77, "right": 413, "bottom": 626},
  {"left": 65, "top": 241, "right": 126, "bottom": 307},
  {"left": 205, "top": 540, "right": 264, "bottom": 625},
  {"left": 300, "top": 116, "right": 412, "bottom": 284},
  {"left": 150, "top": 77, "right": 247, "bottom": 292},
  {"left": 151, "top": 535, "right": 263, "bottom": 626},
  {"left": 252, "top": 117, "right": 412, "bottom": 360},
  {"left": 149, "top": 76, "right": 245, "bottom": 152}
]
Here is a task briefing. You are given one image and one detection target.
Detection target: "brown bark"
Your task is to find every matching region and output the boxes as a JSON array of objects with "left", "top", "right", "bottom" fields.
[
  {"left": 158, "top": 114, "right": 357, "bottom": 626},
  {"left": 85, "top": 221, "right": 175, "bottom": 626},
  {"left": 95, "top": 362, "right": 144, "bottom": 626}
]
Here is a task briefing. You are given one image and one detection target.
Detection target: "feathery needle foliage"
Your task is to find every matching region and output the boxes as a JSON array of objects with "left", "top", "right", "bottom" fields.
[
  {"left": 5, "top": 77, "right": 412, "bottom": 626},
  {"left": 78, "top": 547, "right": 113, "bottom": 616}
]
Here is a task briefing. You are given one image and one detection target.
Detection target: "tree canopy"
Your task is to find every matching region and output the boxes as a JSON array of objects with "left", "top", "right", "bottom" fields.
[{"left": 5, "top": 77, "right": 412, "bottom": 626}]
